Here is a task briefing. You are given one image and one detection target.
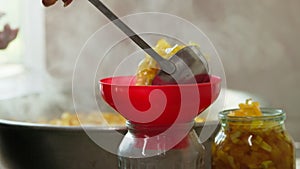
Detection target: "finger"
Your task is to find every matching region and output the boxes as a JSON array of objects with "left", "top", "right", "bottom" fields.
[
  {"left": 63, "top": 0, "right": 73, "bottom": 7},
  {"left": 42, "top": 0, "right": 58, "bottom": 7},
  {"left": 0, "top": 25, "right": 19, "bottom": 49},
  {"left": 8, "top": 28, "right": 19, "bottom": 41},
  {"left": 0, "top": 25, "right": 9, "bottom": 40},
  {"left": 62, "top": 0, "right": 73, "bottom": 7},
  {"left": 3, "top": 24, "right": 12, "bottom": 35}
]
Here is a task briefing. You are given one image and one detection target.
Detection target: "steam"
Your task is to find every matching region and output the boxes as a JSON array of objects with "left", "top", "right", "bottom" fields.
[{"left": 0, "top": 73, "right": 73, "bottom": 122}]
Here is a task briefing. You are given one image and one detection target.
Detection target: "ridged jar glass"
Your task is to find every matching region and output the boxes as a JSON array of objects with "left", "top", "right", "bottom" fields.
[
  {"left": 118, "top": 122, "right": 205, "bottom": 169},
  {"left": 212, "top": 108, "right": 295, "bottom": 169}
]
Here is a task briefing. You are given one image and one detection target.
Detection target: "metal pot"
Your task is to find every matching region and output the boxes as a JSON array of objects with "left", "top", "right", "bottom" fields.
[{"left": 0, "top": 119, "right": 219, "bottom": 169}]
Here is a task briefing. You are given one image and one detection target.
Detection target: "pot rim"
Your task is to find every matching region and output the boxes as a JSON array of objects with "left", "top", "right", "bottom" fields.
[{"left": 0, "top": 119, "right": 219, "bottom": 131}]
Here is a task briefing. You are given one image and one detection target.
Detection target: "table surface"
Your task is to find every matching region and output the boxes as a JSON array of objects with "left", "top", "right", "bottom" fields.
[
  {"left": 0, "top": 148, "right": 299, "bottom": 169},
  {"left": 0, "top": 159, "right": 299, "bottom": 168}
]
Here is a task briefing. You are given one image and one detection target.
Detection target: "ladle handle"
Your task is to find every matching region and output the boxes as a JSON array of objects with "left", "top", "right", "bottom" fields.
[{"left": 88, "top": 0, "right": 175, "bottom": 74}]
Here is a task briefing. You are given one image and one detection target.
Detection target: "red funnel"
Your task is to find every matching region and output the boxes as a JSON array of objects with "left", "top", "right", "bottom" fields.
[{"left": 99, "top": 76, "right": 221, "bottom": 125}]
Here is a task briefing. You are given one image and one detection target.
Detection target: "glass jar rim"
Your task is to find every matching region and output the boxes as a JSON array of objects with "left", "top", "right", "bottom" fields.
[{"left": 218, "top": 108, "right": 285, "bottom": 122}]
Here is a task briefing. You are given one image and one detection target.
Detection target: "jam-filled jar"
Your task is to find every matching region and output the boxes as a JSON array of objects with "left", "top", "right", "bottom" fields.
[
  {"left": 118, "top": 121, "right": 205, "bottom": 169},
  {"left": 212, "top": 108, "right": 295, "bottom": 169}
]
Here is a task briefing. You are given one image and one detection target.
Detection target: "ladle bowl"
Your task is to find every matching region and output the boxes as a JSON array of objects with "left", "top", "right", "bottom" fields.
[{"left": 99, "top": 75, "right": 221, "bottom": 125}]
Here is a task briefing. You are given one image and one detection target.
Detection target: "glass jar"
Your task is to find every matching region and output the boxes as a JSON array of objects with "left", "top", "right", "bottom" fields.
[
  {"left": 212, "top": 108, "right": 295, "bottom": 169},
  {"left": 118, "top": 121, "right": 205, "bottom": 169}
]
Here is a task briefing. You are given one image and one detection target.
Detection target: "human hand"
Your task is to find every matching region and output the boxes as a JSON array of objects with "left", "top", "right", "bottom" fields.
[
  {"left": 42, "top": 0, "right": 73, "bottom": 7},
  {"left": 0, "top": 13, "right": 19, "bottom": 49}
]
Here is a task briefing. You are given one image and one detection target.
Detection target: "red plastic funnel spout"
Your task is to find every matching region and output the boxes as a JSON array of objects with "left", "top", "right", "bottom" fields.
[{"left": 99, "top": 76, "right": 221, "bottom": 125}]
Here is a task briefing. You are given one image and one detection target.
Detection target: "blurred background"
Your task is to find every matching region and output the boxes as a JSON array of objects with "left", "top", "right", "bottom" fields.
[{"left": 0, "top": 0, "right": 299, "bottom": 141}]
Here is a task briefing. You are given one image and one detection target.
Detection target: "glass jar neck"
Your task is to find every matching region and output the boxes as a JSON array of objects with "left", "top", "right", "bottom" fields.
[
  {"left": 126, "top": 121, "right": 194, "bottom": 136},
  {"left": 125, "top": 121, "right": 195, "bottom": 150},
  {"left": 219, "top": 108, "right": 286, "bottom": 131}
]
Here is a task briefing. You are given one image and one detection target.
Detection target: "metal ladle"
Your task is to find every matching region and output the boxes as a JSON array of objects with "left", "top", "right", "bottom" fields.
[{"left": 88, "top": 0, "right": 209, "bottom": 85}]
